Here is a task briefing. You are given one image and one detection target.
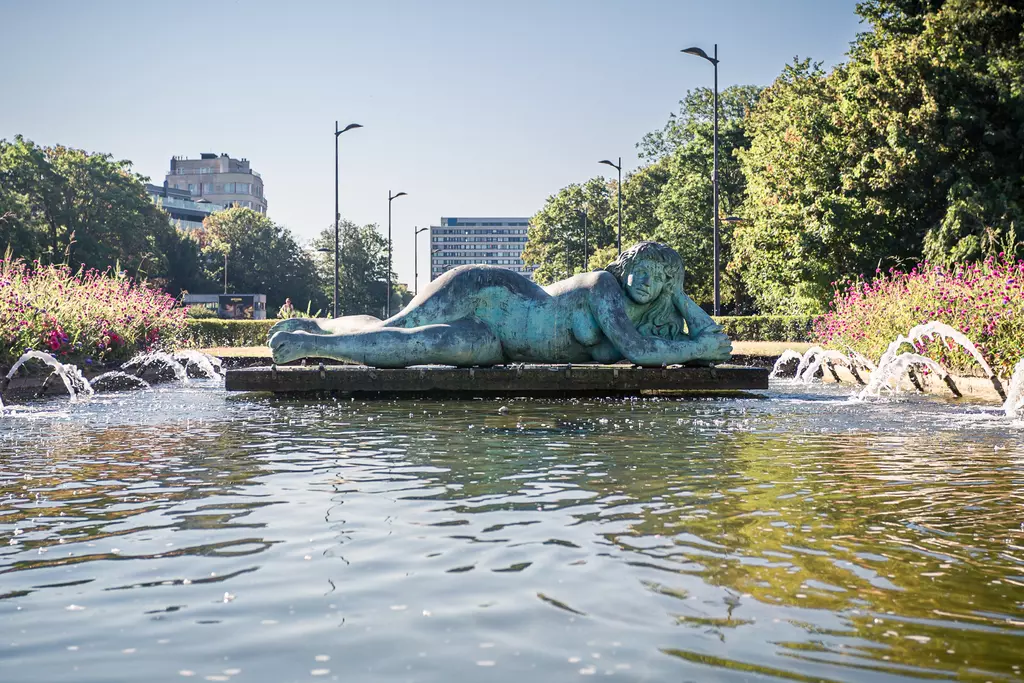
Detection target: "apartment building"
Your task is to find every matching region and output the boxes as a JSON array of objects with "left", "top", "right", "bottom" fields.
[
  {"left": 430, "top": 217, "right": 534, "bottom": 281},
  {"left": 146, "top": 183, "right": 224, "bottom": 231},
  {"left": 165, "top": 153, "right": 267, "bottom": 213}
]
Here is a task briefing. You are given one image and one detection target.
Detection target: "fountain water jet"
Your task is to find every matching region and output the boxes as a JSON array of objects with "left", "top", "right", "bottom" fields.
[
  {"left": 769, "top": 350, "right": 804, "bottom": 379},
  {"left": 3, "top": 350, "right": 93, "bottom": 401},
  {"left": 859, "top": 352, "right": 952, "bottom": 398},
  {"left": 90, "top": 371, "right": 152, "bottom": 392},
  {"left": 121, "top": 352, "right": 189, "bottom": 383},
  {"left": 1003, "top": 360, "right": 1024, "bottom": 418},
  {"left": 172, "top": 351, "right": 222, "bottom": 380}
]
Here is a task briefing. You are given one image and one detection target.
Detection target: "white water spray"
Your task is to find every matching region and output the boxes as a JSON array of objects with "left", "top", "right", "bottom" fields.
[
  {"left": 1002, "top": 360, "right": 1024, "bottom": 418},
  {"left": 90, "top": 371, "right": 152, "bottom": 391},
  {"left": 769, "top": 349, "right": 804, "bottom": 379},
  {"left": 172, "top": 350, "right": 222, "bottom": 380},
  {"left": 859, "top": 352, "right": 951, "bottom": 398},
  {"left": 5, "top": 350, "right": 93, "bottom": 401},
  {"left": 121, "top": 352, "right": 189, "bottom": 383}
]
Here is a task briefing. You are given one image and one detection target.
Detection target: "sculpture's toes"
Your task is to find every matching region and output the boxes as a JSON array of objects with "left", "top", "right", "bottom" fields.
[{"left": 269, "top": 331, "right": 309, "bottom": 364}]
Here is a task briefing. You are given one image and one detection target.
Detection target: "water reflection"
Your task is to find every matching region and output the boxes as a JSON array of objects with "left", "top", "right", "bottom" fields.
[{"left": 0, "top": 384, "right": 1022, "bottom": 682}]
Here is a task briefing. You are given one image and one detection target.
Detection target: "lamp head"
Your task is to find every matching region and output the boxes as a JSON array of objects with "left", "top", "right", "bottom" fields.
[
  {"left": 338, "top": 123, "right": 363, "bottom": 136},
  {"left": 681, "top": 46, "right": 718, "bottom": 64},
  {"left": 390, "top": 191, "right": 408, "bottom": 200},
  {"left": 598, "top": 159, "right": 620, "bottom": 170},
  {"left": 416, "top": 227, "right": 429, "bottom": 234}
]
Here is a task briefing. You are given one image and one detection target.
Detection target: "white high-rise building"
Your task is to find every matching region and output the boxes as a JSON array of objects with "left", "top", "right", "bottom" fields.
[{"left": 430, "top": 217, "right": 534, "bottom": 281}]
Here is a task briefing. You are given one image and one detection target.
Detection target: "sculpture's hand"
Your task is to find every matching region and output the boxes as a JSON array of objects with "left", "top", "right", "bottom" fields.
[
  {"left": 673, "top": 290, "right": 720, "bottom": 337},
  {"left": 694, "top": 328, "right": 733, "bottom": 362},
  {"left": 269, "top": 330, "right": 319, "bottom": 364}
]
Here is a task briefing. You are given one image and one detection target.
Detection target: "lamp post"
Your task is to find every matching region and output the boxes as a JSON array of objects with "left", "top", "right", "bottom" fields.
[
  {"left": 386, "top": 190, "right": 408, "bottom": 317},
  {"left": 681, "top": 44, "right": 720, "bottom": 314},
  {"left": 581, "top": 205, "right": 588, "bottom": 271},
  {"left": 334, "top": 121, "right": 363, "bottom": 318},
  {"left": 414, "top": 226, "right": 428, "bottom": 297},
  {"left": 223, "top": 251, "right": 228, "bottom": 294},
  {"left": 598, "top": 158, "right": 622, "bottom": 255}
]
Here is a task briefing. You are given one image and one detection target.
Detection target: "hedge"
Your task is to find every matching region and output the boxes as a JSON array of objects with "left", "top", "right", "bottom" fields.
[
  {"left": 712, "top": 316, "right": 818, "bottom": 342},
  {"left": 181, "top": 315, "right": 818, "bottom": 348},
  {"left": 182, "top": 319, "right": 278, "bottom": 348}
]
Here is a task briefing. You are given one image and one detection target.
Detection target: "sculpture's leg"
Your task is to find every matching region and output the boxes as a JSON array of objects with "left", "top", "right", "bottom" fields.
[
  {"left": 268, "top": 318, "right": 504, "bottom": 368},
  {"left": 268, "top": 314, "right": 384, "bottom": 339}
]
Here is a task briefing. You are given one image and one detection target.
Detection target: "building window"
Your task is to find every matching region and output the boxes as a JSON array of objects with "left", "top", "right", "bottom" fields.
[
  {"left": 203, "top": 183, "right": 213, "bottom": 194},
  {"left": 187, "top": 183, "right": 196, "bottom": 194},
  {"left": 224, "top": 183, "right": 235, "bottom": 193}
]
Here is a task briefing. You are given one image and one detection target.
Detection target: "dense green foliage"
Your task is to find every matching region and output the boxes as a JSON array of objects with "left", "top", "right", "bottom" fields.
[
  {"left": 526, "top": 0, "right": 1024, "bottom": 319},
  {"left": 196, "top": 208, "right": 324, "bottom": 311},
  {"left": 713, "top": 316, "right": 818, "bottom": 343},
  {"left": 0, "top": 136, "right": 208, "bottom": 293},
  {"left": 309, "top": 221, "right": 406, "bottom": 317},
  {"left": 1, "top": 255, "right": 185, "bottom": 368}
]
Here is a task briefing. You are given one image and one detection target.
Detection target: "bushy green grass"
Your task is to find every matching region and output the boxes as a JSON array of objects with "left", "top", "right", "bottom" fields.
[
  {"left": 815, "top": 258, "right": 1024, "bottom": 376},
  {"left": 1, "top": 256, "right": 185, "bottom": 368}
]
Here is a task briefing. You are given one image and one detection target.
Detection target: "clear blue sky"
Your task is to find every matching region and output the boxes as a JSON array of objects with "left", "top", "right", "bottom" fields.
[{"left": 0, "top": 0, "right": 863, "bottom": 288}]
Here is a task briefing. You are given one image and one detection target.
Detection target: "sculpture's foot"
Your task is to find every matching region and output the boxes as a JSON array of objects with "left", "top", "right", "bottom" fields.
[
  {"left": 267, "top": 318, "right": 329, "bottom": 340},
  {"left": 269, "top": 331, "right": 320, "bottom": 364}
]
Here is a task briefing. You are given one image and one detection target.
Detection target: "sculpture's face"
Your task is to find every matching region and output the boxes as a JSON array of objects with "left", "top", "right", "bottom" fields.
[{"left": 625, "top": 260, "right": 665, "bottom": 304}]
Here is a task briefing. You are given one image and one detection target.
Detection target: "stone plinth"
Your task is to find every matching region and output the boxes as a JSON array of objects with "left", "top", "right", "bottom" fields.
[{"left": 225, "top": 363, "right": 767, "bottom": 397}]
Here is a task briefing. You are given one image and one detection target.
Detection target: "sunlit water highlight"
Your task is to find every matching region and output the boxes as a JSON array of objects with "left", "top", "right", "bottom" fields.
[{"left": 1, "top": 381, "right": 1022, "bottom": 682}]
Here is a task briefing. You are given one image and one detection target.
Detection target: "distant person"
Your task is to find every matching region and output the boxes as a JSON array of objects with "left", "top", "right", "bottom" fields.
[{"left": 278, "top": 298, "right": 294, "bottom": 319}]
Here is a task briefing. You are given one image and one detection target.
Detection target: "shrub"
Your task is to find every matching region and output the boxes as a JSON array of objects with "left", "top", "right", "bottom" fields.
[
  {"left": 713, "top": 315, "right": 818, "bottom": 342},
  {"left": 186, "top": 305, "right": 218, "bottom": 319},
  {"left": 182, "top": 319, "right": 278, "bottom": 348},
  {"left": 814, "top": 258, "right": 1024, "bottom": 376},
  {"left": 0, "top": 256, "right": 185, "bottom": 368}
]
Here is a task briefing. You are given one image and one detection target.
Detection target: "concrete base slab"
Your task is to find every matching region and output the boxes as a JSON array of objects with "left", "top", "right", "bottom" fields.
[{"left": 224, "top": 363, "right": 768, "bottom": 397}]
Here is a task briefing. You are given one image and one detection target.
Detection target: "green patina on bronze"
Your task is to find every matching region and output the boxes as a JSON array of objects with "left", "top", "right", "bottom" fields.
[{"left": 267, "top": 242, "right": 733, "bottom": 368}]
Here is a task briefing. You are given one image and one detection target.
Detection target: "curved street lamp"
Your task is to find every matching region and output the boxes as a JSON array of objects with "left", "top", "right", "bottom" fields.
[
  {"left": 681, "top": 44, "right": 720, "bottom": 314},
  {"left": 386, "top": 190, "right": 408, "bottom": 317},
  {"left": 598, "top": 158, "right": 622, "bottom": 255},
  {"left": 334, "top": 121, "right": 363, "bottom": 318},
  {"left": 414, "top": 226, "right": 429, "bottom": 297}
]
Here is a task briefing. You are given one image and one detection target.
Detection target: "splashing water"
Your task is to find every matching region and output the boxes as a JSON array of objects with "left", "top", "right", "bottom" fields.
[
  {"left": 793, "top": 346, "right": 826, "bottom": 380},
  {"left": 1003, "top": 360, "right": 1024, "bottom": 418},
  {"left": 90, "top": 371, "right": 152, "bottom": 392},
  {"left": 121, "top": 352, "right": 189, "bottom": 383},
  {"left": 859, "top": 352, "right": 950, "bottom": 398},
  {"left": 172, "top": 350, "right": 222, "bottom": 380},
  {"left": 4, "top": 350, "right": 94, "bottom": 401},
  {"left": 769, "top": 350, "right": 804, "bottom": 379},
  {"left": 799, "top": 350, "right": 852, "bottom": 383}
]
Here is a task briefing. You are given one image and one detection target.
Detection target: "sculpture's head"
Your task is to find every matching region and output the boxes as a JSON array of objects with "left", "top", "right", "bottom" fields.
[{"left": 604, "top": 242, "right": 687, "bottom": 340}]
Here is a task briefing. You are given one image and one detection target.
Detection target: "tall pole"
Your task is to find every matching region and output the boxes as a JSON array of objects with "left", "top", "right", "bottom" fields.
[
  {"left": 616, "top": 156, "right": 622, "bottom": 255},
  {"left": 386, "top": 190, "right": 407, "bottom": 318},
  {"left": 414, "top": 227, "right": 428, "bottom": 297},
  {"left": 582, "top": 208, "right": 588, "bottom": 270},
  {"left": 712, "top": 44, "right": 720, "bottom": 316},
  {"left": 387, "top": 192, "right": 391, "bottom": 317},
  {"left": 223, "top": 252, "right": 227, "bottom": 294},
  {"left": 333, "top": 122, "right": 363, "bottom": 319},
  {"left": 334, "top": 121, "right": 340, "bottom": 319}
]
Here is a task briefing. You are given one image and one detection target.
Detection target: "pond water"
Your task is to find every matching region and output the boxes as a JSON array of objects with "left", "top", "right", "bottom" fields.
[{"left": 1, "top": 382, "right": 1022, "bottom": 682}]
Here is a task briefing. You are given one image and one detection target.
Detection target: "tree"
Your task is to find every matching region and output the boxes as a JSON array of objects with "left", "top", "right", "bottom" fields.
[
  {"left": 522, "top": 178, "right": 615, "bottom": 284},
  {"left": 199, "top": 208, "right": 324, "bottom": 311},
  {"left": 735, "top": 1, "right": 1024, "bottom": 313},
  {"left": 642, "top": 86, "right": 761, "bottom": 307},
  {"left": 310, "top": 221, "right": 397, "bottom": 317}
]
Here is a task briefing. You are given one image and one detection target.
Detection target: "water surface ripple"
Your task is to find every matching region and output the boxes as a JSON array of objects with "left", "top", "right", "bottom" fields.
[{"left": 1, "top": 382, "right": 1022, "bottom": 682}]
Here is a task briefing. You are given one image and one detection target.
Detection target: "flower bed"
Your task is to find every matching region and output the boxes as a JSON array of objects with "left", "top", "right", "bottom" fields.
[
  {"left": 814, "top": 258, "right": 1024, "bottom": 377},
  {"left": 0, "top": 257, "right": 186, "bottom": 369}
]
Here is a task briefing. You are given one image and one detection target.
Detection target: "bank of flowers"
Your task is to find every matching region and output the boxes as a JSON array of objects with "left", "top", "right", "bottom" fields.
[
  {"left": 814, "top": 257, "right": 1024, "bottom": 377},
  {"left": 0, "top": 256, "right": 186, "bottom": 369}
]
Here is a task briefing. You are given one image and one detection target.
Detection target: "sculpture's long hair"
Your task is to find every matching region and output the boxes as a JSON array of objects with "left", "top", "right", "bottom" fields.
[{"left": 604, "top": 242, "right": 688, "bottom": 341}]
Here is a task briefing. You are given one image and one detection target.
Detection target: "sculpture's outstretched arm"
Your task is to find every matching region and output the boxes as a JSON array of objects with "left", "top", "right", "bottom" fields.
[
  {"left": 589, "top": 273, "right": 731, "bottom": 366},
  {"left": 672, "top": 290, "right": 722, "bottom": 339}
]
